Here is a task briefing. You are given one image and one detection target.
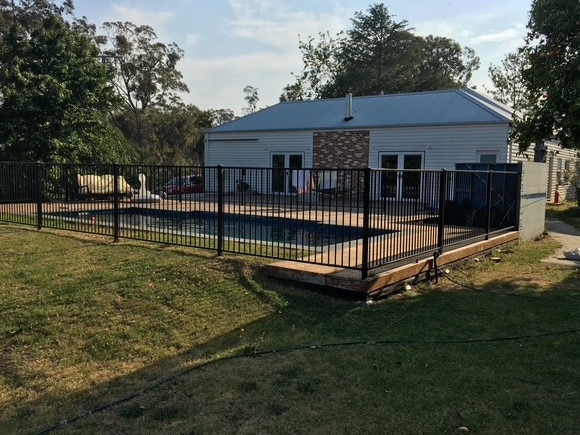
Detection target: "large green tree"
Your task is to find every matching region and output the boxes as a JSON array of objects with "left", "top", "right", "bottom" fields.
[
  {"left": 99, "top": 21, "right": 193, "bottom": 163},
  {"left": 513, "top": 0, "right": 580, "bottom": 150},
  {"left": 280, "top": 31, "right": 343, "bottom": 101},
  {"left": 0, "top": 4, "right": 130, "bottom": 163},
  {"left": 282, "top": 3, "right": 479, "bottom": 100},
  {"left": 100, "top": 21, "right": 189, "bottom": 112},
  {"left": 0, "top": 0, "right": 73, "bottom": 36},
  {"left": 332, "top": 4, "right": 421, "bottom": 96},
  {"left": 113, "top": 104, "right": 213, "bottom": 165},
  {"left": 416, "top": 35, "right": 479, "bottom": 91},
  {"left": 486, "top": 51, "right": 530, "bottom": 110}
]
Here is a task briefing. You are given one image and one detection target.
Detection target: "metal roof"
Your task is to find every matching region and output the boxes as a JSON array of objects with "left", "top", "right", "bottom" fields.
[{"left": 208, "top": 88, "right": 513, "bottom": 134}]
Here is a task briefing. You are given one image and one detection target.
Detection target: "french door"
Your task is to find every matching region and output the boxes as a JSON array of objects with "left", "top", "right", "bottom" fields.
[
  {"left": 271, "top": 153, "right": 303, "bottom": 194},
  {"left": 380, "top": 153, "right": 423, "bottom": 200}
]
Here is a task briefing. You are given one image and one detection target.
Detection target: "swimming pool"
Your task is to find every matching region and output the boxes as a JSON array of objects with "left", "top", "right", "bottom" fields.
[{"left": 50, "top": 207, "right": 391, "bottom": 248}]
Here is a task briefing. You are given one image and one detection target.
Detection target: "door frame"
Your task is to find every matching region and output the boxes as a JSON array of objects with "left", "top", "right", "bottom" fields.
[
  {"left": 378, "top": 151, "right": 424, "bottom": 201},
  {"left": 271, "top": 153, "right": 304, "bottom": 194}
]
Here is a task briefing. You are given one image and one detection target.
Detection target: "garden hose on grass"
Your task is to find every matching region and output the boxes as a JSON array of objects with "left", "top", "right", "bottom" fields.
[{"left": 35, "top": 326, "right": 580, "bottom": 434}]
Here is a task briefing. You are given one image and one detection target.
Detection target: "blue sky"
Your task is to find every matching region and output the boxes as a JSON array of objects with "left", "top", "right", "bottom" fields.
[{"left": 72, "top": 0, "right": 532, "bottom": 115}]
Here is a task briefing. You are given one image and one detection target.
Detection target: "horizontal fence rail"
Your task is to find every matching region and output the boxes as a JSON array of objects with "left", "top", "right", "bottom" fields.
[{"left": 0, "top": 162, "right": 520, "bottom": 278}]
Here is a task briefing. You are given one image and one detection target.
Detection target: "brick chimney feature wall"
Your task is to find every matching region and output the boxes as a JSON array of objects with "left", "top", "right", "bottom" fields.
[{"left": 313, "top": 130, "right": 370, "bottom": 168}]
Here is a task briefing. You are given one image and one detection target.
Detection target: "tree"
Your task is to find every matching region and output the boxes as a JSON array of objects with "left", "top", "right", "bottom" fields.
[
  {"left": 211, "top": 108, "right": 235, "bottom": 126},
  {"left": 416, "top": 35, "right": 479, "bottom": 91},
  {"left": 282, "top": 3, "right": 480, "bottom": 100},
  {"left": 0, "top": 8, "right": 130, "bottom": 163},
  {"left": 486, "top": 51, "right": 529, "bottom": 110},
  {"left": 280, "top": 31, "right": 345, "bottom": 101},
  {"left": 100, "top": 21, "right": 189, "bottom": 112},
  {"left": 242, "top": 85, "right": 259, "bottom": 115},
  {"left": 513, "top": 0, "right": 580, "bottom": 150},
  {"left": 97, "top": 21, "right": 191, "bottom": 162},
  {"left": 0, "top": 0, "right": 74, "bottom": 36},
  {"left": 333, "top": 4, "right": 421, "bottom": 96}
]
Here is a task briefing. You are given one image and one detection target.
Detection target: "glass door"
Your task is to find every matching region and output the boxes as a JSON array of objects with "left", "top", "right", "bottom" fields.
[
  {"left": 380, "top": 155, "right": 398, "bottom": 199},
  {"left": 380, "top": 153, "right": 423, "bottom": 200},
  {"left": 401, "top": 154, "right": 422, "bottom": 200},
  {"left": 271, "top": 154, "right": 303, "bottom": 194}
]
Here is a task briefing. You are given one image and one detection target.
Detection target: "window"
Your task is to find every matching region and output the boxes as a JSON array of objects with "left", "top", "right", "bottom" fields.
[
  {"left": 556, "top": 158, "right": 563, "bottom": 184},
  {"left": 478, "top": 153, "right": 497, "bottom": 164}
]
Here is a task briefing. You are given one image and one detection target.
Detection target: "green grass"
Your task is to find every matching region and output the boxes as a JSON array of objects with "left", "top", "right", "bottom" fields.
[
  {"left": 0, "top": 223, "right": 579, "bottom": 434},
  {"left": 546, "top": 200, "right": 580, "bottom": 231}
]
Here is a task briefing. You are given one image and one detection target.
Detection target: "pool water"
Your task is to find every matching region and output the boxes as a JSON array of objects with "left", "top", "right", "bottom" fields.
[{"left": 51, "top": 207, "right": 390, "bottom": 248}]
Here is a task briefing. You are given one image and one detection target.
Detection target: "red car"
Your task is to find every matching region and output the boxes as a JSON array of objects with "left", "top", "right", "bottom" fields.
[{"left": 164, "top": 176, "right": 204, "bottom": 195}]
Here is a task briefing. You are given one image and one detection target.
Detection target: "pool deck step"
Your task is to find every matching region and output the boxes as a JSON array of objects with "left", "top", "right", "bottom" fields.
[{"left": 264, "top": 232, "right": 519, "bottom": 299}]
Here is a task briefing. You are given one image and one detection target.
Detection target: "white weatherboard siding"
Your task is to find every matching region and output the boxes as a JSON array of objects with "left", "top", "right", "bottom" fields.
[
  {"left": 205, "top": 131, "right": 313, "bottom": 193},
  {"left": 507, "top": 139, "right": 579, "bottom": 203},
  {"left": 369, "top": 124, "right": 512, "bottom": 170},
  {"left": 205, "top": 131, "right": 313, "bottom": 167}
]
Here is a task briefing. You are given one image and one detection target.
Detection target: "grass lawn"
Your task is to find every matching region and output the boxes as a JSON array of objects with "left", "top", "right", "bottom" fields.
[{"left": 1, "top": 205, "right": 579, "bottom": 434}]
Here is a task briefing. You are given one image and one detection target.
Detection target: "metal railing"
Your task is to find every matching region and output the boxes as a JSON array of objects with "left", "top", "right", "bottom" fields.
[{"left": 0, "top": 162, "right": 520, "bottom": 278}]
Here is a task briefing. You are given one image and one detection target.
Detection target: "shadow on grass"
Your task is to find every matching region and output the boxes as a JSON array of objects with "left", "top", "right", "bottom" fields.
[
  {"left": 1, "top": 226, "right": 579, "bottom": 434},
  {"left": 10, "top": 270, "right": 578, "bottom": 433}
]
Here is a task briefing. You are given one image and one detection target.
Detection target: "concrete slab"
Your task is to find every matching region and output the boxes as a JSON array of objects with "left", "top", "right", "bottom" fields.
[{"left": 542, "top": 218, "right": 580, "bottom": 267}]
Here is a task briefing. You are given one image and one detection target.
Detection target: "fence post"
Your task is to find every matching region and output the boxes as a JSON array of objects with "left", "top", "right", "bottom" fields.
[
  {"left": 35, "top": 162, "right": 43, "bottom": 230},
  {"left": 515, "top": 170, "right": 523, "bottom": 230},
  {"left": 361, "top": 167, "right": 371, "bottom": 279},
  {"left": 113, "top": 164, "right": 120, "bottom": 242},
  {"left": 217, "top": 165, "right": 224, "bottom": 256},
  {"left": 485, "top": 170, "right": 493, "bottom": 239},
  {"left": 437, "top": 169, "right": 447, "bottom": 254},
  {"left": 178, "top": 166, "right": 183, "bottom": 202}
]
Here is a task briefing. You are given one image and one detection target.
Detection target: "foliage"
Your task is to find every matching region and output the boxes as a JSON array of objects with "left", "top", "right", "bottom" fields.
[
  {"left": 210, "top": 108, "right": 235, "bottom": 126},
  {"left": 486, "top": 52, "right": 530, "bottom": 110},
  {"left": 417, "top": 35, "right": 479, "bottom": 91},
  {"left": 513, "top": 0, "right": 580, "bottom": 151},
  {"left": 0, "top": 5, "right": 130, "bottom": 163},
  {"left": 242, "top": 85, "right": 259, "bottom": 115},
  {"left": 100, "top": 21, "right": 189, "bottom": 112},
  {"left": 0, "top": 0, "right": 74, "bottom": 35},
  {"left": 97, "top": 21, "right": 204, "bottom": 164},
  {"left": 280, "top": 31, "right": 345, "bottom": 101},
  {"left": 112, "top": 104, "right": 213, "bottom": 165},
  {"left": 282, "top": 3, "right": 479, "bottom": 100}
]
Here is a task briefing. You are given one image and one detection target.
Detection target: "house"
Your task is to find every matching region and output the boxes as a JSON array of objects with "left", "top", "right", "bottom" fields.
[
  {"left": 540, "top": 140, "right": 579, "bottom": 203},
  {"left": 204, "top": 88, "right": 578, "bottom": 201}
]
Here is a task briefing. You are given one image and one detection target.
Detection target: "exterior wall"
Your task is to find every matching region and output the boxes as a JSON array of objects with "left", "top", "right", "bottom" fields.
[
  {"left": 205, "top": 123, "right": 514, "bottom": 195},
  {"left": 369, "top": 124, "right": 512, "bottom": 170},
  {"left": 510, "top": 140, "right": 579, "bottom": 203},
  {"left": 544, "top": 143, "right": 578, "bottom": 203},
  {"left": 204, "top": 131, "right": 314, "bottom": 193},
  {"left": 313, "top": 130, "right": 369, "bottom": 168},
  {"left": 518, "top": 161, "right": 548, "bottom": 241},
  {"left": 205, "top": 131, "right": 313, "bottom": 167}
]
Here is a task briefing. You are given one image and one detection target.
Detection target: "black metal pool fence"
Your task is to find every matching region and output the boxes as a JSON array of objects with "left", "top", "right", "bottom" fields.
[{"left": 0, "top": 162, "right": 520, "bottom": 278}]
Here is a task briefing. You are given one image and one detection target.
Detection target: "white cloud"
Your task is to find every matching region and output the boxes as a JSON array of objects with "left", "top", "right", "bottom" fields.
[
  {"left": 77, "top": 0, "right": 531, "bottom": 112},
  {"left": 181, "top": 48, "right": 298, "bottom": 112},
  {"left": 469, "top": 27, "right": 525, "bottom": 45},
  {"left": 176, "top": 0, "right": 354, "bottom": 112},
  {"left": 109, "top": 5, "right": 174, "bottom": 28},
  {"left": 224, "top": 0, "right": 350, "bottom": 52}
]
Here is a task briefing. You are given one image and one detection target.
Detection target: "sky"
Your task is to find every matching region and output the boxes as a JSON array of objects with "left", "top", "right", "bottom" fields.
[{"left": 71, "top": 0, "right": 533, "bottom": 116}]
